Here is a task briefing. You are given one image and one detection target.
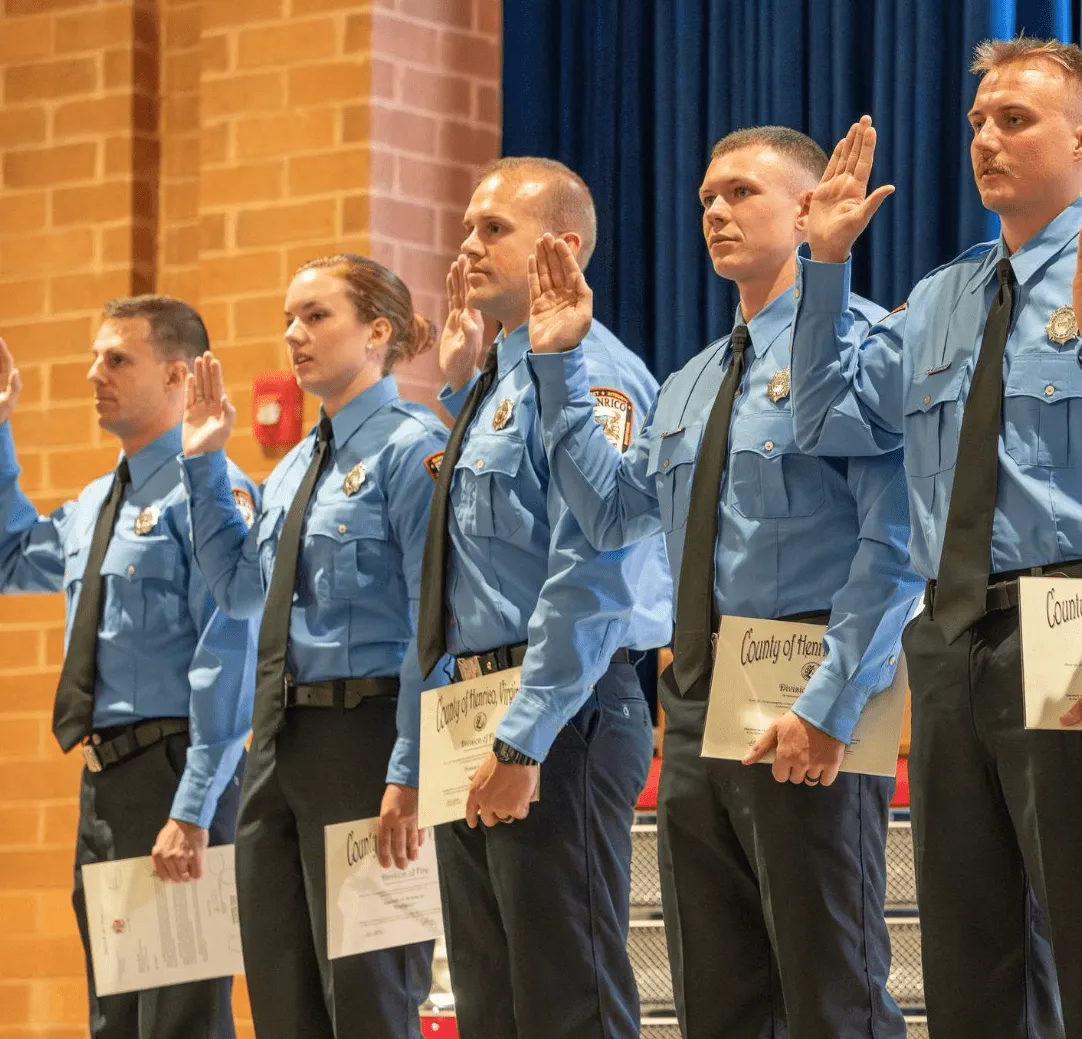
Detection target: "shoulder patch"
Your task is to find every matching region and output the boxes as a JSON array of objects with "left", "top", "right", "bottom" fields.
[
  {"left": 889, "top": 301, "right": 908, "bottom": 316},
  {"left": 424, "top": 450, "right": 445, "bottom": 481},
  {"left": 232, "top": 488, "right": 255, "bottom": 528},
  {"left": 590, "top": 386, "right": 634, "bottom": 452}
]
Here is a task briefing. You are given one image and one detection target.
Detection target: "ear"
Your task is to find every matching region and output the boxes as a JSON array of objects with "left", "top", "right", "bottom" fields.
[
  {"left": 1073, "top": 123, "right": 1082, "bottom": 161},
  {"left": 795, "top": 188, "right": 813, "bottom": 235},
  {"left": 557, "top": 231, "right": 583, "bottom": 258},
  {"left": 165, "top": 359, "right": 189, "bottom": 390},
  {"left": 369, "top": 316, "right": 393, "bottom": 349}
]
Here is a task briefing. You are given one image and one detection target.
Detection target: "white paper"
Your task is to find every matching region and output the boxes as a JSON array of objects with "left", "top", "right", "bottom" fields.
[
  {"left": 701, "top": 616, "right": 908, "bottom": 777},
  {"left": 82, "top": 845, "right": 243, "bottom": 996},
  {"left": 324, "top": 816, "right": 443, "bottom": 960},
  {"left": 418, "top": 667, "right": 524, "bottom": 827},
  {"left": 1019, "top": 576, "right": 1082, "bottom": 729}
]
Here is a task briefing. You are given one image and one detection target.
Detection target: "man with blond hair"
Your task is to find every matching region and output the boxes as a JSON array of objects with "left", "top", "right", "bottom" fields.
[{"left": 790, "top": 36, "right": 1082, "bottom": 1037}]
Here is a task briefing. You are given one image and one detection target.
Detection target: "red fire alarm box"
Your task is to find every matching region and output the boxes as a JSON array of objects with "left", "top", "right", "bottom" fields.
[{"left": 252, "top": 372, "right": 304, "bottom": 447}]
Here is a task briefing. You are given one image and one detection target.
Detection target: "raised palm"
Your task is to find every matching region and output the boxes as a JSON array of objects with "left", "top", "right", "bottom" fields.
[
  {"left": 182, "top": 351, "right": 235, "bottom": 457},
  {"left": 440, "top": 255, "right": 484, "bottom": 390},
  {"left": 0, "top": 338, "right": 22, "bottom": 425},
  {"left": 527, "top": 234, "right": 593, "bottom": 354},
  {"left": 807, "top": 116, "right": 896, "bottom": 263}
]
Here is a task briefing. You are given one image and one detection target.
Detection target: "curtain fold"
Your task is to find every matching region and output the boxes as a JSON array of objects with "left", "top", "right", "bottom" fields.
[{"left": 502, "top": 0, "right": 1075, "bottom": 377}]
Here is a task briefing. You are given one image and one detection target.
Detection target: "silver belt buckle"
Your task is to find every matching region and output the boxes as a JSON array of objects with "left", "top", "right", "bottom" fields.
[
  {"left": 457, "top": 656, "right": 482, "bottom": 681},
  {"left": 82, "top": 737, "right": 103, "bottom": 773}
]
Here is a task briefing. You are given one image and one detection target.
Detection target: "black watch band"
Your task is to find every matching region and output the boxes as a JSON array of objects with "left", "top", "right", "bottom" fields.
[{"left": 492, "top": 737, "right": 539, "bottom": 767}]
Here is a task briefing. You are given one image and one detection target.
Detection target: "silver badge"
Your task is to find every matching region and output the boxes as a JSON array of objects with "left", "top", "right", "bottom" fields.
[
  {"left": 492, "top": 398, "right": 514, "bottom": 431},
  {"left": 342, "top": 462, "right": 366, "bottom": 496},
  {"left": 133, "top": 506, "right": 159, "bottom": 535},
  {"left": 767, "top": 367, "right": 791, "bottom": 403},
  {"left": 1046, "top": 306, "right": 1079, "bottom": 344}
]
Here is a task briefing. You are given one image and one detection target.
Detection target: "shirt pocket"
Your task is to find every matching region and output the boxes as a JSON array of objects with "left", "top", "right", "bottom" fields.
[
  {"left": 902, "top": 365, "right": 968, "bottom": 478},
  {"left": 62, "top": 543, "right": 89, "bottom": 594},
  {"left": 99, "top": 535, "right": 181, "bottom": 631},
  {"left": 1003, "top": 353, "right": 1082, "bottom": 468},
  {"left": 306, "top": 498, "right": 390, "bottom": 600},
  {"left": 452, "top": 432, "right": 528, "bottom": 538},
  {"left": 256, "top": 506, "right": 284, "bottom": 592},
  {"left": 645, "top": 423, "right": 702, "bottom": 532},
  {"left": 729, "top": 414, "right": 825, "bottom": 520}
]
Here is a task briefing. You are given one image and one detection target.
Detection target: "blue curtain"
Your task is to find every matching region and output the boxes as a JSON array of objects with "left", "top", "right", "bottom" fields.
[{"left": 502, "top": 0, "right": 1076, "bottom": 378}]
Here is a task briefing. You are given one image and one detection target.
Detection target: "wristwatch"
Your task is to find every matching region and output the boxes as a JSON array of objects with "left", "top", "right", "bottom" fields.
[{"left": 492, "top": 738, "right": 539, "bottom": 767}]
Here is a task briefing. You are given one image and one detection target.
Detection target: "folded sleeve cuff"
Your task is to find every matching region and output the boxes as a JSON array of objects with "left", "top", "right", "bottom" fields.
[
  {"left": 170, "top": 772, "right": 216, "bottom": 829},
  {"left": 386, "top": 737, "right": 419, "bottom": 788},
  {"left": 438, "top": 374, "right": 479, "bottom": 420},
  {"left": 790, "top": 662, "right": 861, "bottom": 745},
  {"left": 180, "top": 449, "right": 229, "bottom": 497},
  {"left": 796, "top": 250, "right": 853, "bottom": 315},
  {"left": 528, "top": 347, "right": 590, "bottom": 414},
  {"left": 0, "top": 422, "right": 18, "bottom": 472},
  {"left": 494, "top": 690, "right": 561, "bottom": 762}
]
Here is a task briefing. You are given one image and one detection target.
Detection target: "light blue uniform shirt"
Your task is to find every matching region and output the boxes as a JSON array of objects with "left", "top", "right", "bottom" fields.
[
  {"left": 0, "top": 423, "right": 257, "bottom": 828},
  {"left": 530, "top": 287, "right": 921, "bottom": 744},
  {"left": 182, "top": 377, "right": 449, "bottom": 788},
  {"left": 791, "top": 198, "right": 1082, "bottom": 581},
  {"left": 434, "top": 321, "right": 673, "bottom": 762}
]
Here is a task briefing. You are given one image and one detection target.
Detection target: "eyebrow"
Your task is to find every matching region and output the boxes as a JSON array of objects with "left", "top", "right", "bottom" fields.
[{"left": 284, "top": 300, "right": 324, "bottom": 318}]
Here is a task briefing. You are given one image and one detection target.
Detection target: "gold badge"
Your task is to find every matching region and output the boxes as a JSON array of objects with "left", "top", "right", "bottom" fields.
[
  {"left": 457, "top": 656, "right": 482, "bottom": 681},
  {"left": 232, "top": 488, "right": 255, "bottom": 529},
  {"left": 424, "top": 450, "right": 444, "bottom": 482},
  {"left": 1046, "top": 306, "right": 1079, "bottom": 344},
  {"left": 492, "top": 398, "right": 514, "bottom": 431},
  {"left": 767, "top": 367, "right": 791, "bottom": 403},
  {"left": 342, "top": 462, "right": 366, "bottom": 496},
  {"left": 590, "top": 387, "right": 634, "bottom": 451},
  {"left": 133, "top": 506, "right": 159, "bottom": 536}
]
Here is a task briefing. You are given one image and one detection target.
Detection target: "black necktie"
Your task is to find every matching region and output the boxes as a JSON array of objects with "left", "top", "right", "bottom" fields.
[
  {"left": 251, "top": 415, "right": 334, "bottom": 748},
  {"left": 672, "top": 325, "right": 750, "bottom": 694},
  {"left": 53, "top": 459, "right": 131, "bottom": 751},
  {"left": 418, "top": 344, "right": 501, "bottom": 676},
  {"left": 934, "top": 258, "right": 1016, "bottom": 643}
]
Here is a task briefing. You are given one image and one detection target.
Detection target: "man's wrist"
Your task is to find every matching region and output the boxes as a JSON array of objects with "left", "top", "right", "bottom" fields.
[{"left": 492, "top": 737, "right": 539, "bottom": 767}]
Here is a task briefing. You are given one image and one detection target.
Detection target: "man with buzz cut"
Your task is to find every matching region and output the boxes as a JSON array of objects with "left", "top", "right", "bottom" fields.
[
  {"left": 0, "top": 296, "right": 257, "bottom": 1039},
  {"left": 526, "top": 128, "right": 921, "bottom": 1038}
]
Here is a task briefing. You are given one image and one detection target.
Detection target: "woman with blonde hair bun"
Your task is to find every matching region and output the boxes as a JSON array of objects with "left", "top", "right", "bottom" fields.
[{"left": 180, "top": 253, "right": 448, "bottom": 1039}]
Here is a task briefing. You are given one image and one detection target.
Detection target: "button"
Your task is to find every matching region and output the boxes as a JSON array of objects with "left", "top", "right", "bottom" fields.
[
  {"left": 476, "top": 458, "right": 485, "bottom": 470},
  {"left": 662, "top": 459, "right": 670, "bottom": 468},
  {"left": 888, "top": 655, "right": 896, "bottom": 665},
  {"left": 794, "top": 287, "right": 801, "bottom": 299},
  {"left": 1045, "top": 385, "right": 1055, "bottom": 397},
  {"left": 923, "top": 395, "right": 932, "bottom": 405},
  {"left": 126, "top": 565, "right": 135, "bottom": 577},
  {"left": 764, "top": 440, "right": 774, "bottom": 451},
  {"left": 337, "top": 524, "right": 347, "bottom": 534}
]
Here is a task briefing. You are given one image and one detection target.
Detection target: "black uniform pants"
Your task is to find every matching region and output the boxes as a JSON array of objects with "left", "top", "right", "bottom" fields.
[
  {"left": 235, "top": 694, "right": 433, "bottom": 1039},
  {"left": 904, "top": 607, "right": 1081, "bottom": 1038},
  {"left": 72, "top": 730, "right": 243, "bottom": 1039},
  {"left": 658, "top": 669, "right": 904, "bottom": 1039},
  {"left": 435, "top": 659, "right": 654, "bottom": 1039}
]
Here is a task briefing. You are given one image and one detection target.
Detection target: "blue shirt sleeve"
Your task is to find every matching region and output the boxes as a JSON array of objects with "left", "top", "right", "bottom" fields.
[
  {"left": 791, "top": 451, "right": 923, "bottom": 742},
  {"left": 180, "top": 450, "right": 266, "bottom": 618},
  {"left": 529, "top": 347, "right": 663, "bottom": 551},
  {"left": 791, "top": 253, "right": 907, "bottom": 457},
  {"left": 438, "top": 373, "right": 479, "bottom": 422},
  {"left": 496, "top": 347, "right": 668, "bottom": 760},
  {"left": 0, "top": 421, "right": 72, "bottom": 593},
  {"left": 169, "top": 466, "right": 260, "bottom": 828},
  {"left": 384, "top": 426, "right": 452, "bottom": 788}
]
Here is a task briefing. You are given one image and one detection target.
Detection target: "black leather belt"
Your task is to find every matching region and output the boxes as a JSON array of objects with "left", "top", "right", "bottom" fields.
[
  {"left": 82, "top": 717, "right": 189, "bottom": 774},
  {"left": 454, "top": 643, "right": 632, "bottom": 682},
  {"left": 925, "top": 559, "right": 1082, "bottom": 616},
  {"left": 283, "top": 675, "right": 399, "bottom": 710}
]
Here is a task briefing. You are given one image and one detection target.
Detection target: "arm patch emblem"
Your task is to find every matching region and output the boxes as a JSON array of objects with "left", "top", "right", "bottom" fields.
[
  {"left": 232, "top": 488, "right": 256, "bottom": 528},
  {"left": 424, "top": 451, "right": 445, "bottom": 481},
  {"left": 590, "top": 387, "right": 634, "bottom": 452}
]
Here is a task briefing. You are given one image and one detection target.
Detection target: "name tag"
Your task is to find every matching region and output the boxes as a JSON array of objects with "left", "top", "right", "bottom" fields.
[
  {"left": 700, "top": 615, "right": 908, "bottom": 777},
  {"left": 418, "top": 668, "right": 529, "bottom": 827},
  {"left": 1018, "top": 577, "right": 1082, "bottom": 728},
  {"left": 323, "top": 817, "right": 443, "bottom": 960}
]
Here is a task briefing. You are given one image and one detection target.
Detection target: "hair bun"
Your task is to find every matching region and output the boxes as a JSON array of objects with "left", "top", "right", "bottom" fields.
[{"left": 408, "top": 313, "right": 436, "bottom": 359}]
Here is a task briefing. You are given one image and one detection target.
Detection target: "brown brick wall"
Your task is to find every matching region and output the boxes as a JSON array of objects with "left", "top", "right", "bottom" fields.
[{"left": 0, "top": 0, "right": 500, "bottom": 1033}]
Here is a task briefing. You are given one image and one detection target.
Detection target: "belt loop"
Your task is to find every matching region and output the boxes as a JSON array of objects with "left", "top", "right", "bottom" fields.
[{"left": 283, "top": 673, "right": 295, "bottom": 708}]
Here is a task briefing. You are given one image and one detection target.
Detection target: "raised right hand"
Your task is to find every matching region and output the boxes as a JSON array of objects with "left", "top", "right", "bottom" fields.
[
  {"left": 807, "top": 115, "right": 895, "bottom": 264},
  {"left": 0, "top": 338, "right": 23, "bottom": 425},
  {"left": 440, "top": 255, "right": 484, "bottom": 392},
  {"left": 182, "top": 351, "right": 235, "bottom": 457}
]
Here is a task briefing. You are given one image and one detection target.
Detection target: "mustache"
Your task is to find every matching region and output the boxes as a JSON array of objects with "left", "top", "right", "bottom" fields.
[{"left": 977, "top": 160, "right": 1012, "bottom": 177}]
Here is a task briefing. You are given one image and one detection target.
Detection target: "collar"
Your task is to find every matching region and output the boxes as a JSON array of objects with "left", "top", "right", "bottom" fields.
[
  {"left": 967, "top": 196, "right": 1082, "bottom": 294},
  {"left": 496, "top": 324, "right": 532, "bottom": 379},
  {"left": 124, "top": 425, "right": 182, "bottom": 491},
  {"left": 324, "top": 376, "right": 399, "bottom": 448},
  {"left": 719, "top": 284, "right": 797, "bottom": 364}
]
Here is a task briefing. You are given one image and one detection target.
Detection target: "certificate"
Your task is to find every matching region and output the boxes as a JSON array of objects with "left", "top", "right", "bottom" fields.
[
  {"left": 1019, "top": 576, "right": 1082, "bottom": 729},
  {"left": 418, "top": 667, "right": 524, "bottom": 827},
  {"left": 700, "top": 616, "right": 908, "bottom": 777},
  {"left": 82, "top": 845, "right": 244, "bottom": 996},
  {"left": 324, "top": 816, "right": 443, "bottom": 960}
]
